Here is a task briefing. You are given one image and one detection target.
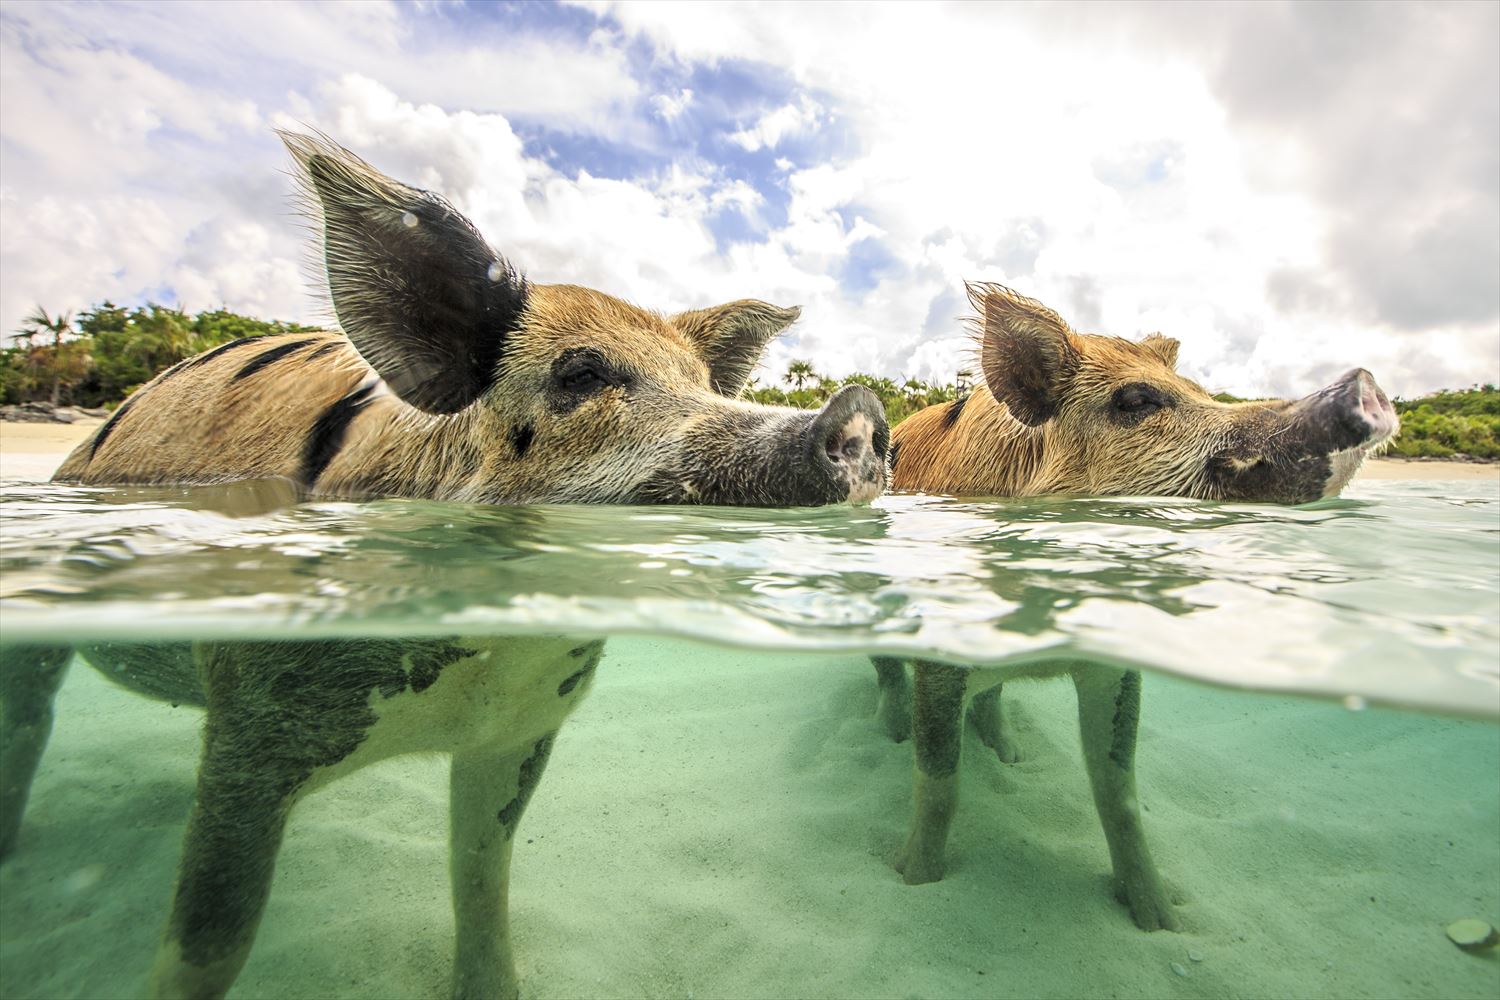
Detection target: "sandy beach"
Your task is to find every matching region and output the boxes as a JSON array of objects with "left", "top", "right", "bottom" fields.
[{"left": 2, "top": 418, "right": 1495, "bottom": 483}]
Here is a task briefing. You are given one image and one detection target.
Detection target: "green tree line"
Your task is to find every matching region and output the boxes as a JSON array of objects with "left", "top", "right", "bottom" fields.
[
  {"left": 5, "top": 301, "right": 1496, "bottom": 459},
  {"left": 1, "top": 302, "right": 316, "bottom": 409},
  {"left": 1386, "top": 385, "right": 1499, "bottom": 459}
]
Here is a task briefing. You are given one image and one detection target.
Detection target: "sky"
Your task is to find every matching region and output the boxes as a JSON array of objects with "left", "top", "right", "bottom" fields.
[{"left": 1, "top": 0, "right": 1496, "bottom": 399}]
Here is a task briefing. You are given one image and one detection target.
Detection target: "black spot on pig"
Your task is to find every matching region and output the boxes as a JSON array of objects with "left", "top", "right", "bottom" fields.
[
  {"left": 299, "top": 381, "right": 379, "bottom": 487},
  {"left": 404, "top": 641, "right": 477, "bottom": 694},
  {"left": 1107, "top": 670, "right": 1141, "bottom": 770},
  {"left": 510, "top": 423, "right": 535, "bottom": 459},
  {"left": 232, "top": 339, "right": 321, "bottom": 382},
  {"left": 89, "top": 397, "right": 138, "bottom": 458},
  {"left": 180, "top": 336, "right": 262, "bottom": 373},
  {"left": 940, "top": 395, "right": 969, "bottom": 430},
  {"left": 497, "top": 734, "right": 555, "bottom": 837}
]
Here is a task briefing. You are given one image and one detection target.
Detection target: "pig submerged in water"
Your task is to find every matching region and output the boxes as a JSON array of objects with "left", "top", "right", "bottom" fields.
[
  {"left": 875, "top": 283, "right": 1397, "bottom": 931},
  {"left": 3, "top": 132, "right": 887, "bottom": 1000}
]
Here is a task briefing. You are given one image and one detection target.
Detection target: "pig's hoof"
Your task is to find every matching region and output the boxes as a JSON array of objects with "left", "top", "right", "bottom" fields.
[
  {"left": 1115, "top": 877, "right": 1180, "bottom": 932},
  {"left": 977, "top": 732, "right": 1019, "bottom": 764},
  {"left": 967, "top": 704, "right": 1018, "bottom": 762},
  {"left": 893, "top": 842, "right": 946, "bottom": 885},
  {"left": 875, "top": 692, "right": 912, "bottom": 743}
]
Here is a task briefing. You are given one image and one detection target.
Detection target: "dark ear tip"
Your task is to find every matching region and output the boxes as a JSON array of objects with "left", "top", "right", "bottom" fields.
[{"left": 304, "top": 153, "right": 339, "bottom": 187}]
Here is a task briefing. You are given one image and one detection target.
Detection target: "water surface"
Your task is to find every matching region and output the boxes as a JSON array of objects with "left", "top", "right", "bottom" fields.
[{"left": 2, "top": 478, "right": 1496, "bottom": 716}]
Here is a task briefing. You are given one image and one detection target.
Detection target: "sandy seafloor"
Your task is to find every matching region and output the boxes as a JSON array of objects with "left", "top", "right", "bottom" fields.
[
  {"left": 1, "top": 429, "right": 1498, "bottom": 999},
  {"left": 1, "top": 640, "right": 1497, "bottom": 1000}
]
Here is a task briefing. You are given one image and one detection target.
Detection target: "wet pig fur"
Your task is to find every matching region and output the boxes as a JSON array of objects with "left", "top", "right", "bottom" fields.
[{"left": 0, "top": 132, "right": 888, "bottom": 1000}]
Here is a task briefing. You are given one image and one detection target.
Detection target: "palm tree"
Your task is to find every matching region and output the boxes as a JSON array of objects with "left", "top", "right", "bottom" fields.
[
  {"left": 15, "top": 306, "right": 76, "bottom": 406},
  {"left": 901, "top": 376, "right": 929, "bottom": 407},
  {"left": 784, "top": 359, "right": 817, "bottom": 392}
]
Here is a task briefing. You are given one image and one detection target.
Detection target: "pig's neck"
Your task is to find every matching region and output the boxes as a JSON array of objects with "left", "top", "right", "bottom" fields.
[
  {"left": 891, "top": 388, "right": 1046, "bottom": 497},
  {"left": 315, "top": 396, "right": 509, "bottom": 502},
  {"left": 958, "top": 391, "right": 1049, "bottom": 495}
]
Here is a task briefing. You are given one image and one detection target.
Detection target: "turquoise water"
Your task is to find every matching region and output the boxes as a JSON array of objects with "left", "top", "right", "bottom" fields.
[
  {"left": 2, "top": 479, "right": 1496, "bottom": 714},
  {"left": 1, "top": 477, "right": 1497, "bottom": 998}
]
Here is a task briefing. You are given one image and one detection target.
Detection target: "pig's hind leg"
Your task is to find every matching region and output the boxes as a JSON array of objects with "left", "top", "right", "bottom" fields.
[
  {"left": 966, "top": 682, "right": 1019, "bottom": 763},
  {"left": 1072, "top": 665, "right": 1178, "bottom": 931},
  {"left": 449, "top": 734, "right": 557, "bottom": 1000},
  {"left": 871, "top": 656, "right": 912, "bottom": 742}
]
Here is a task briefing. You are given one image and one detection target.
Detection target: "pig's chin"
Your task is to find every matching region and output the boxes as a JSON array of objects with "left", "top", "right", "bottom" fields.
[
  {"left": 1319, "top": 427, "right": 1397, "bottom": 499},
  {"left": 1320, "top": 446, "right": 1370, "bottom": 498}
]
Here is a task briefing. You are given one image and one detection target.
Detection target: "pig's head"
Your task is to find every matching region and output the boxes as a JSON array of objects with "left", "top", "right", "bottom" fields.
[
  {"left": 283, "top": 132, "right": 886, "bottom": 507},
  {"left": 972, "top": 283, "right": 1397, "bottom": 503}
]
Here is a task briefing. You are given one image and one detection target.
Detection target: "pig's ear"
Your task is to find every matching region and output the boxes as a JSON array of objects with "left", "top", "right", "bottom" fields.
[
  {"left": 1139, "top": 333, "right": 1180, "bottom": 369},
  {"left": 971, "top": 282, "right": 1079, "bottom": 426},
  {"left": 281, "top": 130, "right": 527, "bottom": 415},
  {"left": 673, "top": 300, "right": 801, "bottom": 396}
]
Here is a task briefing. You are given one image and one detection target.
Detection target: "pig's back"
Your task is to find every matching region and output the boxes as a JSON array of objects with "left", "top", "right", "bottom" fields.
[{"left": 54, "top": 332, "right": 371, "bottom": 486}]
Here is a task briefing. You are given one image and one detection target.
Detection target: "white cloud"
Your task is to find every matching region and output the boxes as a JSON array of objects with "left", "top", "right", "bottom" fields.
[
  {"left": 727, "top": 95, "right": 821, "bottom": 152},
  {"left": 2, "top": 0, "right": 1494, "bottom": 403},
  {"left": 651, "top": 88, "right": 694, "bottom": 120},
  {"left": 587, "top": 1, "right": 1499, "bottom": 397}
]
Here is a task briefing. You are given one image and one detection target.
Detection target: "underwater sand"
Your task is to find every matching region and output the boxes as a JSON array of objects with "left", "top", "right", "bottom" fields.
[{"left": 0, "top": 638, "right": 1496, "bottom": 999}]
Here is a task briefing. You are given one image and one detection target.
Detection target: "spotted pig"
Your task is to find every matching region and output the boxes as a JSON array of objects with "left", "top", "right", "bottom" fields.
[{"left": 0, "top": 132, "right": 888, "bottom": 1000}]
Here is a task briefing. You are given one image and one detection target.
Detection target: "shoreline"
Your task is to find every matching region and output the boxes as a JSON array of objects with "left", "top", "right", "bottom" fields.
[{"left": 3, "top": 418, "right": 1495, "bottom": 483}]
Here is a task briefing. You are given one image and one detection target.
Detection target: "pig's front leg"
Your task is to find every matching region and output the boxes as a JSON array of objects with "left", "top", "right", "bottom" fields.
[
  {"left": 893, "top": 660, "right": 967, "bottom": 884},
  {"left": 1072, "top": 666, "right": 1178, "bottom": 931},
  {"left": 871, "top": 656, "right": 912, "bottom": 742},
  {"left": 148, "top": 709, "right": 302, "bottom": 999},
  {"left": 449, "top": 733, "right": 557, "bottom": 1000}
]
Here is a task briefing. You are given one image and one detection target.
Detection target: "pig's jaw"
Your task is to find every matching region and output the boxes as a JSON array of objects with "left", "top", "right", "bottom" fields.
[{"left": 1319, "top": 420, "right": 1400, "bottom": 499}]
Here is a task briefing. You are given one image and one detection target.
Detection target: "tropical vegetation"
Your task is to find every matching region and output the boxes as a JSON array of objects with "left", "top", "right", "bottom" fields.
[
  {"left": 1, "top": 302, "right": 316, "bottom": 409},
  {"left": 3, "top": 301, "right": 1495, "bottom": 459}
]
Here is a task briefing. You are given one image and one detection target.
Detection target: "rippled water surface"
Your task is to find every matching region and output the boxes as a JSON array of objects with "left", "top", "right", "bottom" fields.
[{"left": 2, "top": 478, "right": 1496, "bottom": 715}]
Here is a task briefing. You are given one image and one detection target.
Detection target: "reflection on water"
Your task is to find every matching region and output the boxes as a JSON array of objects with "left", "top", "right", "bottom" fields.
[{"left": 1, "top": 479, "right": 1496, "bottom": 715}]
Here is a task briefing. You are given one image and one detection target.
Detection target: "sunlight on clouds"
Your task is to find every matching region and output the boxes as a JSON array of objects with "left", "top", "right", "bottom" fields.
[
  {"left": 728, "top": 95, "right": 822, "bottom": 153},
  {"left": 651, "top": 88, "right": 694, "bottom": 120}
]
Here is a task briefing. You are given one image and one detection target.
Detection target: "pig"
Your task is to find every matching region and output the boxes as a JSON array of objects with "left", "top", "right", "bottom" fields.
[
  {"left": 873, "top": 283, "right": 1397, "bottom": 931},
  {"left": 0, "top": 131, "right": 887, "bottom": 1000}
]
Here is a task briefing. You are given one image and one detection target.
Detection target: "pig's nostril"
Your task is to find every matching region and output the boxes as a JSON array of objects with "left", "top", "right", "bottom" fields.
[{"left": 826, "top": 431, "right": 863, "bottom": 464}]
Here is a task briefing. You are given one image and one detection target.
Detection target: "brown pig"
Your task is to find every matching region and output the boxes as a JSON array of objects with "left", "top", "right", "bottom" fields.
[
  {"left": 891, "top": 283, "right": 1397, "bottom": 502},
  {"left": 2, "top": 132, "right": 887, "bottom": 1000},
  {"left": 874, "top": 283, "right": 1397, "bottom": 932}
]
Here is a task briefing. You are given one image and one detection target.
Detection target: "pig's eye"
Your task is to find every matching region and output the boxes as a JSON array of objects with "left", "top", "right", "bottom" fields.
[
  {"left": 550, "top": 348, "right": 626, "bottom": 401},
  {"left": 558, "top": 366, "right": 606, "bottom": 392},
  {"left": 1111, "top": 384, "right": 1167, "bottom": 419}
]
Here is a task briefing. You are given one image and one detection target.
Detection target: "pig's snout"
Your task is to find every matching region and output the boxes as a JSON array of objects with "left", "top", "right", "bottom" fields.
[
  {"left": 807, "top": 385, "right": 889, "bottom": 503},
  {"left": 1292, "top": 368, "right": 1399, "bottom": 452}
]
